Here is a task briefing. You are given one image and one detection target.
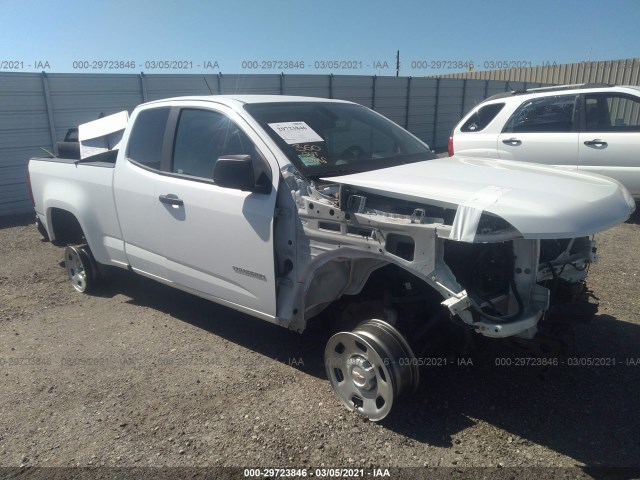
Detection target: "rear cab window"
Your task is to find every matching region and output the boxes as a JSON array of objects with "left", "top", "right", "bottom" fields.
[{"left": 126, "top": 107, "right": 171, "bottom": 170}]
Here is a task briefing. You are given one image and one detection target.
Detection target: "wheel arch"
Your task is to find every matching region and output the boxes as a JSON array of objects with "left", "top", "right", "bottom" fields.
[
  {"left": 46, "top": 203, "right": 95, "bottom": 249},
  {"left": 48, "top": 207, "right": 83, "bottom": 245},
  {"left": 298, "top": 249, "right": 444, "bottom": 326}
]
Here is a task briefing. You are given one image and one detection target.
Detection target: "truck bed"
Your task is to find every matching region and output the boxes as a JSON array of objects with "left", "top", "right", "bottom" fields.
[
  {"left": 28, "top": 155, "right": 126, "bottom": 267},
  {"left": 32, "top": 147, "right": 118, "bottom": 167}
]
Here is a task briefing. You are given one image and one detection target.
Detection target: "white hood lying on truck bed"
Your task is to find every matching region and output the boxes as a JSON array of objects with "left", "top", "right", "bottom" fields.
[{"left": 325, "top": 156, "right": 635, "bottom": 240}]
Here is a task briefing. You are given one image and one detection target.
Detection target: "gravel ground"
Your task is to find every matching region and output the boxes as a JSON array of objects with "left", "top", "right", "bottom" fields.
[{"left": 0, "top": 211, "right": 639, "bottom": 478}]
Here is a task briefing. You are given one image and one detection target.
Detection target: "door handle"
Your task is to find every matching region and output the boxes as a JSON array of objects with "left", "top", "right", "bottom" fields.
[
  {"left": 158, "top": 194, "right": 184, "bottom": 207},
  {"left": 584, "top": 139, "right": 608, "bottom": 147},
  {"left": 502, "top": 138, "right": 522, "bottom": 146}
]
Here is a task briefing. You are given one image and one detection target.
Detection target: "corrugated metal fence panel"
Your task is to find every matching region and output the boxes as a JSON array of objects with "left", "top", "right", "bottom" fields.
[
  {"left": 219, "top": 74, "right": 282, "bottom": 94},
  {"left": 463, "top": 80, "right": 488, "bottom": 115},
  {"left": 332, "top": 75, "right": 374, "bottom": 107},
  {"left": 282, "top": 75, "right": 331, "bottom": 98},
  {"left": 373, "top": 77, "right": 410, "bottom": 127},
  {"left": 144, "top": 74, "right": 218, "bottom": 101},
  {"left": 0, "top": 72, "right": 545, "bottom": 216},
  {"left": 434, "top": 79, "right": 465, "bottom": 149},
  {"left": 486, "top": 81, "right": 510, "bottom": 97},
  {"left": 0, "top": 73, "right": 50, "bottom": 215},
  {"left": 435, "top": 58, "right": 640, "bottom": 86},
  {"left": 47, "top": 74, "right": 142, "bottom": 141},
  {"left": 406, "top": 78, "right": 438, "bottom": 145}
]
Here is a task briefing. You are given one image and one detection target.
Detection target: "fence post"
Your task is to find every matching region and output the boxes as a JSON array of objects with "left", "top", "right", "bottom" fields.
[
  {"left": 219, "top": 72, "right": 224, "bottom": 94},
  {"left": 432, "top": 78, "right": 440, "bottom": 149},
  {"left": 372, "top": 75, "right": 377, "bottom": 109},
  {"left": 329, "top": 74, "right": 333, "bottom": 99},
  {"left": 460, "top": 78, "right": 467, "bottom": 118},
  {"left": 405, "top": 76, "right": 412, "bottom": 129},
  {"left": 203, "top": 75, "right": 214, "bottom": 94},
  {"left": 41, "top": 72, "right": 58, "bottom": 155},
  {"left": 280, "top": 72, "right": 285, "bottom": 95},
  {"left": 139, "top": 72, "right": 148, "bottom": 102}
]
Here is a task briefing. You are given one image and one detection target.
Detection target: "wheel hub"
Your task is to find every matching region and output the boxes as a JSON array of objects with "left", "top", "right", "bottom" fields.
[
  {"left": 324, "top": 319, "right": 419, "bottom": 421},
  {"left": 64, "top": 245, "right": 94, "bottom": 293},
  {"left": 347, "top": 355, "right": 376, "bottom": 390}
]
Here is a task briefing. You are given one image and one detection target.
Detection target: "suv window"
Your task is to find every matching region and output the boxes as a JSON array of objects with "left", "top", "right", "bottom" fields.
[
  {"left": 127, "top": 107, "right": 170, "bottom": 169},
  {"left": 461, "top": 103, "right": 505, "bottom": 132},
  {"left": 172, "top": 109, "right": 255, "bottom": 179},
  {"left": 584, "top": 94, "right": 640, "bottom": 132},
  {"left": 503, "top": 95, "right": 577, "bottom": 133}
]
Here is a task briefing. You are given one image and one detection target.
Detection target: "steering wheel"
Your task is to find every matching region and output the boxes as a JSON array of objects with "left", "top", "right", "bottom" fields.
[{"left": 339, "top": 145, "right": 366, "bottom": 160}]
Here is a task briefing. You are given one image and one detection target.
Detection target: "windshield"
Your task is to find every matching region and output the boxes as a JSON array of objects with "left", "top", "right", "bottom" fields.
[{"left": 244, "top": 102, "right": 435, "bottom": 178}]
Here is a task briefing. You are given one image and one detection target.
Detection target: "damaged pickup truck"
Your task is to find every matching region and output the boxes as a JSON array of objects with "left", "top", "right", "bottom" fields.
[{"left": 28, "top": 95, "right": 635, "bottom": 420}]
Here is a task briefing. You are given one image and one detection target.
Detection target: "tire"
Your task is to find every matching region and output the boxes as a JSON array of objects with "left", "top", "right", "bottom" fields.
[{"left": 63, "top": 245, "right": 97, "bottom": 293}]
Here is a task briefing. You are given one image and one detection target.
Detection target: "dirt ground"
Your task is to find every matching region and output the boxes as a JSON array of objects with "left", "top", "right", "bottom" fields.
[{"left": 0, "top": 210, "right": 639, "bottom": 478}]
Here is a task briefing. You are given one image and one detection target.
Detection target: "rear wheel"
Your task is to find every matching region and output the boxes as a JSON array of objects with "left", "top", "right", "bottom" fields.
[
  {"left": 324, "top": 319, "right": 419, "bottom": 421},
  {"left": 64, "top": 245, "right": 96, "bottom": 293}
]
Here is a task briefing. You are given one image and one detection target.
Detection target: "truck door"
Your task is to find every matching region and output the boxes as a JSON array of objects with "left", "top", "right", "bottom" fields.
[
  {"left": 578, "top": 92, "right": 640, "bottom": 198},
  {"left": 155, "top": 106, "right": 278, "bottom": 318},
  {"left": 113, "top": 106, "right": 172, "bottom": 281}
]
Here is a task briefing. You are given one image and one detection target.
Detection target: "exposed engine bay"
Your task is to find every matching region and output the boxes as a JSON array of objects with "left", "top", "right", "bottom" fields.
[{"left": 274, "top": 165, "right": 598, "bottom": 342}]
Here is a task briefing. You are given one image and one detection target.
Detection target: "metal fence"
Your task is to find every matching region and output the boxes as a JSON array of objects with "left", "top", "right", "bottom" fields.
[
  {"left": 435, "top": 58, "right": 640, "bottom": 86},
  {"left": 0, "top": 72, "right": 546, "bottom": 216}
]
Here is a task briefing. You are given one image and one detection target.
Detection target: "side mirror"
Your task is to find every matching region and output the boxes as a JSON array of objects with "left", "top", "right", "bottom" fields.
[{"left": 213, "top": 155, "right": 271, "bottom": 194}]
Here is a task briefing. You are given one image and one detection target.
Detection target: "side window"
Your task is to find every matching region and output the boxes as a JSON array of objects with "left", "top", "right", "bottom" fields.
[
  {"left": 584, "top": 94, "right": 640, "bottom": 132},
  {"left": 503, "top": 95, "right": 577, "bottom": 133},
  {"left": 461, "top": 103, "right": 505, "bottom": 132},
  {"left": 127, "top": 107, "right": 170, "bottom": 170},
  {"left": 172, "top": 109, "right": 255, "bottom": 179}
]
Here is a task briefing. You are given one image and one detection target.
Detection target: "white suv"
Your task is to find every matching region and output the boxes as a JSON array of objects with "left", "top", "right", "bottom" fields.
[{"left": 448, "top": 84, "right": 640, "bottom": 199}]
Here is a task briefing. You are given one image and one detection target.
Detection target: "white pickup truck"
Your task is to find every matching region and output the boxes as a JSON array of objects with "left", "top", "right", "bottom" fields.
[{"left": 28, "top": 95, "right": 635, "bottom": 420}]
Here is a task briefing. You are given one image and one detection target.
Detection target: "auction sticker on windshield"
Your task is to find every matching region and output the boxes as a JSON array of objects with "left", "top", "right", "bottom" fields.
[
  {"left": 298, "top": 153, "right": 325, "bottom": 166},
  {"left": 268, "top": 121, "right": 324, "bottom": 144}
]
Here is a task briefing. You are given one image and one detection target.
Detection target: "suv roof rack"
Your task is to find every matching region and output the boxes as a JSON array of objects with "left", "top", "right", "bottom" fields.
[
  {"left": 485, "top": 83, "right": 613, "bottom": 101},
  {"left": 512, "top": 83, "right": 612, "bottom": 93}
]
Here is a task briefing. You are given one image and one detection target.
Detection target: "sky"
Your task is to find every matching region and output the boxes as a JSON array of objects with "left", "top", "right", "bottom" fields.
[{"left": 1, "top": 0, "right": 639, "bottom": 76}]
